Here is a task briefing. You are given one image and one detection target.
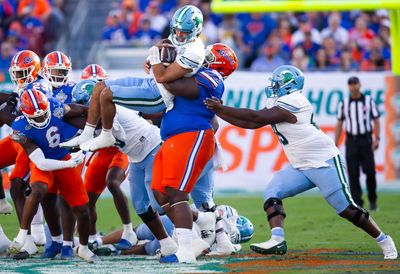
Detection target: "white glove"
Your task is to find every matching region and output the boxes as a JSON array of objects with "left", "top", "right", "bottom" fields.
[
  {"left": 64, "top": 151, "right": 85, "bottom": 168},
  {"left": 148, "top": 46, "right": 161, "bottom": 66}
]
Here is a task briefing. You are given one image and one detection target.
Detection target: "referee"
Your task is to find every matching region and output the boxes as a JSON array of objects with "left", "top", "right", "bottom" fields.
[{"left": 334, "top": 76, "right": 381, "bottom": 210}]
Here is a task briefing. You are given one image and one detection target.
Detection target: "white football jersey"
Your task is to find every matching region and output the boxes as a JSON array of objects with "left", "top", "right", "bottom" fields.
[
  {"left": 169, "top": 36, "right": 205, "bottom": 77},
  {"left": 266, "top": 91, "right": 340, "bottom": 169},
  {"left": 112, "top": 105, "right": 161, "bottom": 163}
]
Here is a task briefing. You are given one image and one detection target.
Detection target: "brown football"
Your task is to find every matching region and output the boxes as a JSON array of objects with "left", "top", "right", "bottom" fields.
[{"left": 159, "top": 39, "right": 177, "bottom": 65}]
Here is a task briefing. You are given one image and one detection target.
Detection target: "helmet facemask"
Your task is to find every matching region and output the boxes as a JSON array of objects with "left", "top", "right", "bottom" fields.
[
  {"left": 9, "top": 65, "right": 36, "bottom": 89},
  {"left": 44, "top": 66, "right": 70, "bottom": 88},
  {"left": 24, "top": 103, "right": 51, "bottom": 129}
]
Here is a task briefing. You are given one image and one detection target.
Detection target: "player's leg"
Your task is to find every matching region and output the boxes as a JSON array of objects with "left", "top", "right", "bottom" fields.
[
  {"left": 359, "top": 138, "right": 378, "bottom": 210},
  {"left": 313, "top": 155, "right": 397, "bottom": 260},
  {"left": 106, "top": 163, "right": 137, "bottom": 250},
  {"left": 345, "top": 140, "right": 363, "bottom": 207},
  {"left": 59, "top": 81, "right": 108, "bottom": 148},
  {"left": 55, "top": 165, "right": 96, "bottom": 261},
  {"left": 132, "top": 146, "right": 178, "bottom": 256},
  {"left": 250, "top": 165, "right": 315, "bottom": 255},
  {"left": 0, "top": 172, "right": 13, "bottom": 214},
  {"left": 30, "top": 205, "right": 46, "bottom": 246},
  {"left": 59, "top": 197, "right": 77, "bottom": 259},
  {"left": 41, "top": 192, "right": 63, "bottom": 258},
  {"left": 155, "top": 130, "right": 215, "bottom": 263}
]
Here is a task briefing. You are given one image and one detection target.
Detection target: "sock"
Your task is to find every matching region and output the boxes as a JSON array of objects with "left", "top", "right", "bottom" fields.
[
  {"left": 271, "top": 227, "right": 284, "bottom": 242},
  {"left": 101, "top": 128, "right": 113, "bottom": 135},
  {"left": 376, "top": 232, "right": 387, "bottom": 242},
  {"left": 15, "top": 229, "right": 28, "bottom": 244},
  {"left": 51, "top": 234, "right": 63, "bottom": 243},
  {"left": 63, "top": 241, "right": 73, "bottom": 247},
  {"left": 89, "top": 234, "right": 97, "bottom": 242},
  {"left": 159, "top": 236, "right": 174, "bottom": 246},
  {"left": 83, "top": 123, "right": 96, "bottom": 135},
  {"left": 31, "top": 205, "right": 43, "bottom": 225},
  {"left": 78, "top": 244, "right": 92, "bottom": 257},
  {"left": 123, "top": 223, "right": 133, "bottom": 235},
  {"left": 175, "top": 228, "right": 192, "bottom": 250}
]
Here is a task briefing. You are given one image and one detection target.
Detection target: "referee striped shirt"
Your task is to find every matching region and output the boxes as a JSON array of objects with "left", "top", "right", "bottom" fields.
[{"left": 337, "top": 94, "right": 380, "bottom": 136}]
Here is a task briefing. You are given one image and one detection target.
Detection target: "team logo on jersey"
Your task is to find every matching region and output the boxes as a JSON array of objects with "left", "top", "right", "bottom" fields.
[
  {"left": 53, "top": 106, "right": 64, "bottom": 118},
  {"left": 56, "top": 90, "right": 67, "bottom": 103},
  {"left": 25, "top": 124, "right": 32, "bottom": 130}
]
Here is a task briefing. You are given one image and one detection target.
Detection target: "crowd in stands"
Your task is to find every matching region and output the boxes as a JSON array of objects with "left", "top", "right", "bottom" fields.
[
  {"left": 102, "top": 0, "right": 392, "bottom": 72},
  {"left": 0, "top": 0, "right": 65, "bottom": 71}
]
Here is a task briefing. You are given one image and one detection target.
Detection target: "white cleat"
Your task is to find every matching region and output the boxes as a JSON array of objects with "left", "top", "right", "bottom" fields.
[
  {"left": 160, "top": 237, "right": 178, "bottom": 257},
  {"left": 0, "top": 199, "right": 13, "bottom": 214},
  {"left": 207, "top": 236, "right": 235, "bottom": 256},
  {"left": 159, "top": 246, "right": 196, "bottom": 264},
  {"left": 250, "top": 237, "right": 287, "bottom": 255},
  {"left": 10, "top": 239, "right": 24, "bottom": 252},
  {"left": 80, "top": 134, "right": 116, "bottom": 152},
  {"left": 192, "top": 238, "right": 210, "bottom": 257},
  {"left": 378, "top": 235, "right": 398, "bottom": 260},
  {"left": 196, "top": 212, "right": 216, "bottom": 246},
  {"left": 20, "top": 236, "right": 38, "bottom": 255},
  {"left": 31, "top": 224, "right": 46, "bottom": 246},
  {"left": 59, "top": 131, "right": 94, "bottom": 148},
  {"left": 76, "top": 245, "right": 99, "bottom": 262},
  {"left": 0, "top": 226, "right": 11, "bottom": 254}
]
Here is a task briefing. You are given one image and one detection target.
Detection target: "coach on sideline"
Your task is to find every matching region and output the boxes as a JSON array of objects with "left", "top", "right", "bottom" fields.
[{"left": 334, "top": 76, "right": 381, "bottom": 210}]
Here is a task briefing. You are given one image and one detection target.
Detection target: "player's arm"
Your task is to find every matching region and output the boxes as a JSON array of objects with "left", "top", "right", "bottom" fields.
[
  {"left": 204, "top": 97, "right": 296, "bottom": 129},
  {"left": 0, "top": 106, "right": 18, "bottom": 126},
  {"left": 334, "top": 120, "right": 343, "bottom": 146},
  {"left": 61, "top": 103, "right": 88, "bottom": 129},
  {"left": 162, "top": 77, "right": 199, "bottom": 99},
  {"left": 11, "top": 132, "right": 84, "bottom": 171}
]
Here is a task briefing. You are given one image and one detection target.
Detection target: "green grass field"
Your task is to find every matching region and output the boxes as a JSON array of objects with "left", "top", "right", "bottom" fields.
[{"left": 1, "top": 192, "right": 399, "bottom": 273}]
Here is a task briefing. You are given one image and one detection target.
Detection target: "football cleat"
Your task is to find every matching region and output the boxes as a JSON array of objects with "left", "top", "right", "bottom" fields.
[
  {"left": 378, "top": 235, "right": 398, "bottom": 259},
  {"left": 59, "top": 132, "right": 94, "bottom": 148},
  {"left": 192, "top": 238, "right": 210, "bottom": 258},
  {"left": 43, "top": 241, "right": 62, "bottom": 258},
  {"left": 160, "top": 237, "right": 178, "bottom": 257},
  {"left": 207, "top": 232, "right": 235, "bottom": 256},
  {"left": 159, "top": 247, "right": 196, "bottom": 264},
  {"left": 0, "top": 199, "right": 13, "bottom": 214},
  {"left": 10, "top": 239, "right": 24, "bottom": 252},
  {"left": 0, "top": 226, "right": 11, "bottom": 255},
  {"left": 80, "top": 133, "right": 116, "bottom": 152},
  {"left": 250, "top": 239, "right": 287, "bottom": 255},
  {"left": 60, "top": 245, "right": 74, "bottom": 260},
  {"left": 76, "top": 245, "right": 99, "bottom": 262},
  {"left": 13, "top": 236, "right": 38, "bottom": 259},
  {"left": 13, "top": 250, "right": 30, "bottom": 260},
  {"left": 114, "top": 239, "right": 133, "bottom": 250},
  {"left": 31, "top": 223, "right": 46, "bottom": 246}
]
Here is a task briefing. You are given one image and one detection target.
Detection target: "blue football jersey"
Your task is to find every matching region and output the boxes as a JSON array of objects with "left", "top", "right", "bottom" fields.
[
  {"left": 52, "top": 82, "right": 75, "bottom": 104},
  {"left": 11, "top": 98, "right": 79, "bottom": 160},
  {"left": 160, "top": 68, "right": 224, "bottom": 140}
]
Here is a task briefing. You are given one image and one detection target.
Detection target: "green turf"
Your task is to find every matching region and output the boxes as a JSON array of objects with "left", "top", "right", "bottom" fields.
[{"left": 2, "top": 192, "right": 399, "bottom": 253}]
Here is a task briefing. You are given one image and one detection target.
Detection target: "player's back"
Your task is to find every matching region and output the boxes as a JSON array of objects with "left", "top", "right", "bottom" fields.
[
  {"left": 12, "top": 98, "right": 78, "bottom": 160},
  {"left": 160, "top": 68, "right": 224, "bottom": 140},
  {"left": 267, "top": 91, "right": 339, "bottom": 169}
]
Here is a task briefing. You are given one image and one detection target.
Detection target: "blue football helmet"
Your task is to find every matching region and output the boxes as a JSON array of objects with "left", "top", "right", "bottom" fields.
[
  {"left": 170, "top": 5, "right": 203, "bottom": 46},
  {"left": 236, "top": 216, "right": 254, "bottom": 243},
  {"left": 72, "top": 79, "right": 97, "bottom": 106},
  {"left": 265, "top": 65, "right": 304, "bottom": 98}
]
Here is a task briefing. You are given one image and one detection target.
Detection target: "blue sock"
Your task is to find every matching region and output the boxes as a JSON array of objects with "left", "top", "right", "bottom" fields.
[
  {"left": 375, "top": 232, "right": 387, "bottom": 242},
  {"left": 271, "top": 227, "right": 284, "bottom": 239}
]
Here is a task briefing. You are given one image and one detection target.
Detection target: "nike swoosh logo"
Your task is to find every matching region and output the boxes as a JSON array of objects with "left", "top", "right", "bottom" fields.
[{"left": 276, "top": 244, "right": 283, "bottom": 248}]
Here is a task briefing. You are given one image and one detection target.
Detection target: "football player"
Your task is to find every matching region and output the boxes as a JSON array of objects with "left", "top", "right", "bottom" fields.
[
  {"left": 42, "top": 51, "right": 75, "bottom": 104},
  {"left": 3, "top": 82, "right": 96, "bottom": 261},
  {"left": 60, "top": 5, "right": 205, "bottom": 151},
  {"left": 204, "top": 65, "right": 398, "bottom": 260},
  {"left": 0, "top": 50, "right": 46, "bottom": 250},
  {"left": 74, "top": 69, "right": 136, "bottom": 250}
]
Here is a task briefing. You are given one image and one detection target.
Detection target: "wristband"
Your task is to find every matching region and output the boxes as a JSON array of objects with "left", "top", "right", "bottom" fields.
[{"left": 148, "top": 46, "right": 161, "bottom": 66}]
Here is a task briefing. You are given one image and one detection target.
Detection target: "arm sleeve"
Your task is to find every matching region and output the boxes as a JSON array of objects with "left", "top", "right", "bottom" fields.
[
  {"left": 370, "top": 96, "right": 380, "bottom": 119},
  {"left": 29, "top": 148, "right": 70, "bottom": 171},
  {"left": 337, "top": 101, "right": 345, "bottom": 120}
]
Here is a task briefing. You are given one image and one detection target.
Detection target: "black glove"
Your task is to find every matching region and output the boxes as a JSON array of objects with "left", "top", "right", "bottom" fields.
[{"left": 6, "top": 92, "right": 18, "bottom": 107}]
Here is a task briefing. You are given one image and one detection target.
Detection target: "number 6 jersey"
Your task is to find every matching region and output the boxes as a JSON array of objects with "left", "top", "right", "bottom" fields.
[
  {"left": 265, "top": 91, "right": 340, "bottom": 170},
  {"left": 11, "top": 98, "right": 79, "bottom": 160}
]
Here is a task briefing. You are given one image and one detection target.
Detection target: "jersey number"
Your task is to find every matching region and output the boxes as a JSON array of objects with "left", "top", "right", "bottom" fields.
[
  {"left": 46, "top": 126, "right": 61, "bottom": 148},
  {"left": 271, "top": 124, "right": 288, "bottom": 145}
]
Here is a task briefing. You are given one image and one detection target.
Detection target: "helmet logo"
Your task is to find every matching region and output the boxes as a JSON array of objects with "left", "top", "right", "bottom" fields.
[
  {"left": 23, "top": 56, "right": 33, "bottom": 64},
  {"left": 218, "top": 49, "right": 235, "bottom": 65},
  {"left": 192, "top": 14, "right": 202, "bottom": 28},
  {"left": 282, "top": 71, "right": 297, "bottom": 85}
]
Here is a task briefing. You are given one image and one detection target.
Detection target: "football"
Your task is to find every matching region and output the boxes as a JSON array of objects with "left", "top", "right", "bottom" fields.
[{"left": 159, "top": 39, "right": 177, "bottom": 65}]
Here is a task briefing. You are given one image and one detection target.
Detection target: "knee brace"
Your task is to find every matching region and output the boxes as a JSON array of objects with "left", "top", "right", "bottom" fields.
[
  {"left": 264, "top": 198, "right": 286, "bottom": 221},
  {"left": 347, "top": 205, "right": 370, "bottom": 227},
  {"left": 138, "top": 206, "right": 158, "bottom": 223}
]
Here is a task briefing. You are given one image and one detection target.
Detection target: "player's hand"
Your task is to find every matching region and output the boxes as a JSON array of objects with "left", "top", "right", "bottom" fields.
[
  {"left": 144, "top": 60, "right": 151, "bottom": 74},
  {"left": 65, "top": 151, "right": 85, "bottom": 168},
  {"left": 6, "top": 92, "right": 18, "bottom": 107},
  {"left": 204, "top": 97, "right": 223, "bottom": 113},
  {"left": 372, "top": 139, "right": 379, "bottom": 151}
]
